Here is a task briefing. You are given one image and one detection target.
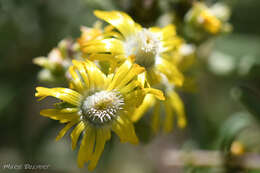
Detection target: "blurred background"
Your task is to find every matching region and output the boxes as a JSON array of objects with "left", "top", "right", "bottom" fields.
[{"left": 1, "top": 0, "right": 260, "bottom": 172}]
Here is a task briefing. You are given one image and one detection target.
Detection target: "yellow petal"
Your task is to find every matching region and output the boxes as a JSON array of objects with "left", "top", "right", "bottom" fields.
[
  {"left": 59, "top": 108, "right": 78, "bottom": 113},
  {"left": 163, "top": 100, "right": 174, "bottom": 133},
  {"left": 119, "top": 80, "right": 140, "bottom": 94},
  {"left": 35, "top": 87, "right": 81, "bottom": 106},
  {"left": 78, "top": 26, "right": 102, "bottom": 45},
  {"left": 168, "top": 91, "right": 187, "bottom": 128},
  {"left": 144, "top": 88, "right": 165, "bottom": 100},
  {"left": 94, "top": 10, "right": 136, "bottom": 38},
  {"left": 115, "top": 64, "right": 145, "bottom": 90},
  {"left": 77, "top": 126, "right": 95, "bottom": 168},
  {"left": 112, "top": 122, "right": 127, "bottom": 143},
  {"left": 156, "top": 58, "right": 184, "bottom": 87},
  {"left": 102, "top": 31, "right": 124, "bottom": 40},
  {"left": 151, "top": 101, "right": 160, "bottom": 133},
  {"left": 88, "top": 128, "right": 107, "bottom": 171},
  {"left": 82, "top": 38, "right": 124, "bottom": 55},
  {"left": 71, "top": 121, "right": 85, "bottom": 150},
  {"left": 72, "top": 60, "right": 90, "bottom": 89},
  {"left": 83, "top": 60, "right": 106, "bottom": 89},
  {"left": 161, "top": 24, "right": 177, "bottom": 40},
  {"left": 107, "top": 58, "right": 132, "bottom": 90},
  {"left": 149, "top": 24, "right": 177, "bottom": 42},
  {"left": 131, "top": 94, "right": 155, "bottom": 122},
  {"left": 69, "top": 66, "right": 84, "bottom": 92},
  {"left": 124, "top": 89, "right": 145, "bottom": 108},
  {"left": 40, "top": 109, "right": 78, "bottom": 123},
  {"left": 115, "top": 115, "right": 139, "bottom": 144},
  {"left": 56, "top": 120, "right": 78, "bottom": 141}
]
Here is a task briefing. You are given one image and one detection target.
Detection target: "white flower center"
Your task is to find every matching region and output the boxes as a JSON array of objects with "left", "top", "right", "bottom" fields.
[
  {"left": 80, "top": 91, "right": 124, "bottom": 125},
  {"left": 124, "top": 29, "right": 159, "bottom": 69}
]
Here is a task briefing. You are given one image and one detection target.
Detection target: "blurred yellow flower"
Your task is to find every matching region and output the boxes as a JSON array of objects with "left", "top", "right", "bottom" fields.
[
  {"left": 231, "top": 141, "right": 245, "bottom": 156},
  {"left": 35, "top": 58, "right": 164, "bottom": 170},
  {"left": 80, "top": 10, "right": 184, "bottom": 87},
  {"left": 186, "top": 2, "right": 223, "bottom": 35},
  {"left": 198, "top": 10, "right": 221, "bottom": 34}
]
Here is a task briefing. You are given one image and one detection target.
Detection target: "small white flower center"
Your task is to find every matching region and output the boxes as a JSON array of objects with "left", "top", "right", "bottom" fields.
[
  {"left": 80, "top": 91, "right": 124, "bottom": 125},
  {"left": 124, "top": 29, "right": 159, "bottom": 69}
]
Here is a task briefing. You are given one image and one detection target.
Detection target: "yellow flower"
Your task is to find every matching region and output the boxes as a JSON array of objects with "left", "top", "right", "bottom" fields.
[
  {"left": 231, "top": 141, "right": 245, "bottom": 156},
  {"left": 186, "top": 2, "right": 222, "bottom": 35},
  {"left": 80, "top": 10, "right": 184, "bottom": 87},
  {"left": 198, "top": 10, "right": 221, "bottom": 34},
  {"left": 35, "top": 58, "right": 164, "bottom": 170}
]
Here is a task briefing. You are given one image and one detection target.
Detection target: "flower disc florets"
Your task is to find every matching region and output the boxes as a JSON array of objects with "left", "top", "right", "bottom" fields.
[
  {"left": 80, "top": 90, "right": 124, "bottom": 125},
  {"left": 124, "top": 29, "right": 159, "bottom": 69}
]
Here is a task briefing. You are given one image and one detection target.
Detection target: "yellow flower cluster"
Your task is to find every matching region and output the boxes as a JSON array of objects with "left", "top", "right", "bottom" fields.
[{"left": 35, "top": 10, "right": 191, "bottom": 170}]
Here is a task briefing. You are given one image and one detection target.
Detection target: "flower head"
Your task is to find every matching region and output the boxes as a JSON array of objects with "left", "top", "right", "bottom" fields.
[
  {"left": 35, "top": 58, "right": 164, "bottom": 170},
  {"left": 80, "top": 10, "right": 184, "bottom": 87},
  {"left": 33, "top": 39, "right": 78, "bottom": 84},
  {"left": 184, "top": 2, "right": 232, "bottom": 41}
]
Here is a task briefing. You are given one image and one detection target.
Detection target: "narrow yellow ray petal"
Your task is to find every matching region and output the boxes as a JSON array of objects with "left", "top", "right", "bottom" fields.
[
  {"left": 71, "top": 121, "right": 85, "bottom": 150},
  {"left": 168, "top": 91, "right": 187, "bottom": 128},
  {"left": 59, "top": 108, "right": 78, "bottom": 113},
  {"left": 144, "top": 88, "right": 165, "bottom": 100},
  {"left": 119, "top": 80, "right": 140, "bottom": 94},
  {"left": 56, "top": 120, "right": 78, "bottom": 141},
  {"left": 94, "top": 10, "right": 136, "bottom": 38},
  {"left": 115, "top": 115, "right": 138, "bottom": 144},
  {"left": 161, "top": 24, "right": 177, "bottom": 40},
  {"left": 124, "top": 89, "right": 145, "bottom": 108},
  {"left": 156, "top": 58, "right": 184, "bottom": 87},
  {"left": 151, "top": 101, "right": 161, "bottom": 133},
  {"left": 69, "top": 66, "right": 84, "bottom": 92},
  {"left": 40, "top": 109, "right": 78, "bottom": 123},
  {"left": 72, "top": 60, "right": 90, "bottom": 89},
  {"left": 77, "top": 126, "right": 95, "bottom": 168},
  {"left": 107, "top": 58, "right": 132, "bottom": 90},
  {"left": 88, "top": 128, "right": 106, "bottom": 171},
  {"left": 102, "top": 31, "right": 124, "bottom": 40},
  {"left": 83, "top": 60, "right": 106, "bottom": 89},
  {"left": 120, "top": 115, "right": 139, "bottom": 144},
  {"left": 112, "top": 122, "right": 127, "bottom": 143},
  {"left": 163, "top": 100, "right": 174, "bottom": 133},
  {"left": 82, "top": 39, "right": 124, "bottom": 54},
  {"left": 104, "top": 128, "right": 111, "bottom": 141},
  {"left": 115, "top": 64, "right": 145, "bottom": 89},
  {"left": 35, "top": 87, "right": 82, "bottom": 106},
  {"left": 131, "top": 94, "right": 155, "bottom": 122}
]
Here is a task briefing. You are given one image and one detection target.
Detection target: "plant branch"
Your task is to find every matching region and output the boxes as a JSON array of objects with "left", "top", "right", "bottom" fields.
[{"left": 161, "top": 149, "right": 260, "bottom": 170}]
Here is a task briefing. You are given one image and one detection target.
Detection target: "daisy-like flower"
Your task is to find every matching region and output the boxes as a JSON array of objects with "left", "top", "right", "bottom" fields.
[
  {"left": 79, "top": 10, "right": 184, "bottom": 87},
  {"left": 35, "top": 58, "right": 164, "bottom": 170}
]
